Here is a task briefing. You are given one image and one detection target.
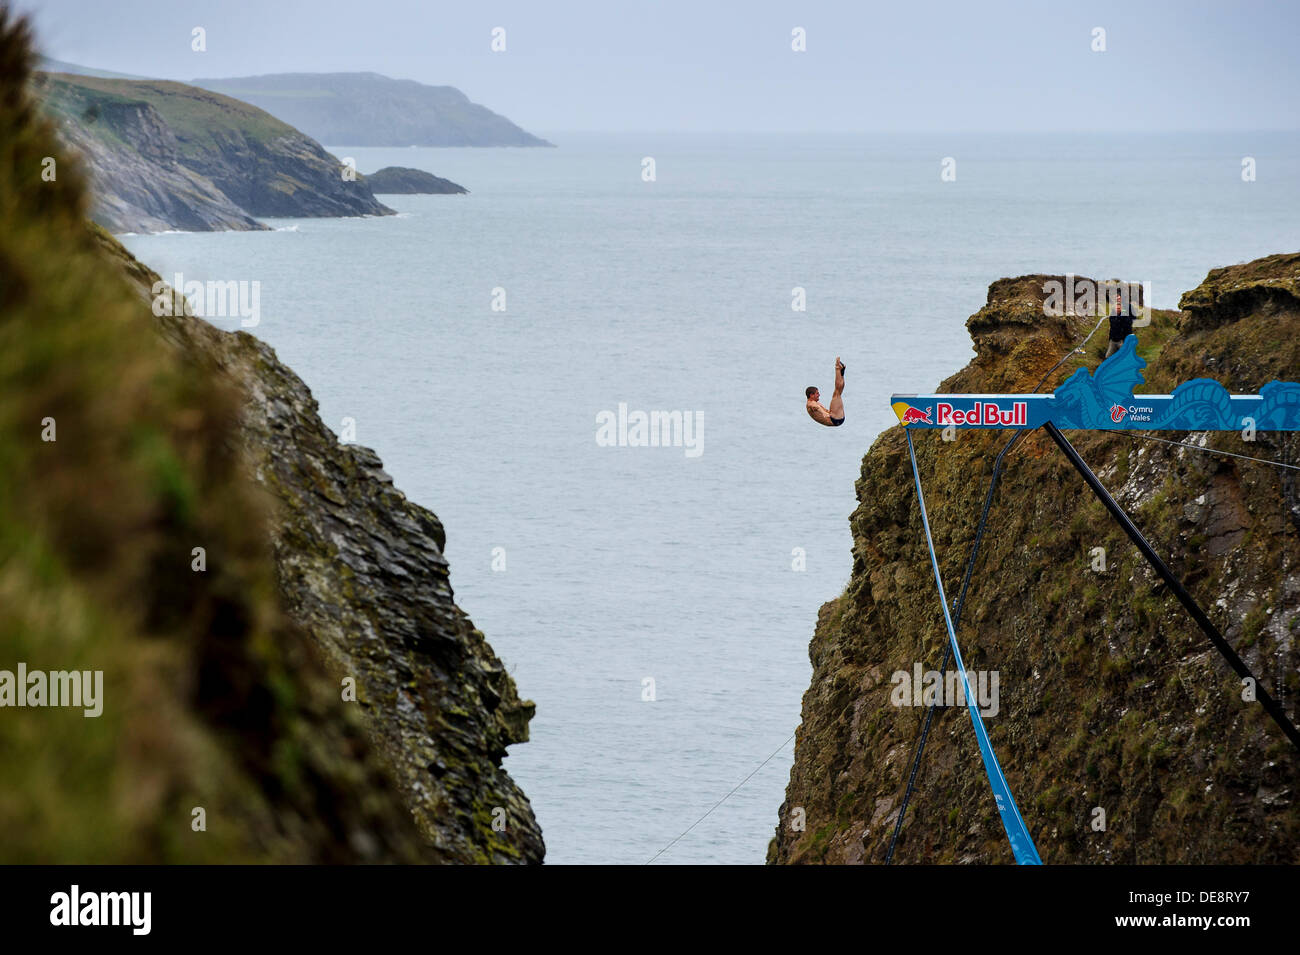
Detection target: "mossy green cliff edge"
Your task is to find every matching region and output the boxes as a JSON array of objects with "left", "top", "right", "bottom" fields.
[
  {"left": 1, "top": 10, "right": 540, "bottom": 864},
  {"left": 772, "top": 255, "right": 1300, "bottom": 864}
]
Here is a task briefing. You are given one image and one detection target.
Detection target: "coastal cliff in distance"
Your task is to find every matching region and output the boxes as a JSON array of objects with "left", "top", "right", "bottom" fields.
[
  {"left": 1, "top": 10, "right": 540, "bottom": 863},
  {"left": 35, "top": 71, "right": 394, "bottom": 233},
  {"left": 194, "top": 72, "right": 553, "bottom": 147},
  {"left": 772, "top": 255, "right": 1300, "bottom": 864}
]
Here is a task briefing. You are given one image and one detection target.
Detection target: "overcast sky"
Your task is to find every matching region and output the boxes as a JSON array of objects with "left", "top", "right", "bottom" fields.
[{"left": 18, "top": 0, "right": 1300, "bottom": 133}]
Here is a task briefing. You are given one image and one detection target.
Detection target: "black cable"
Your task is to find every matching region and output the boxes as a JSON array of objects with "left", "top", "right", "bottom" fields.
[
  {"left": 884, "top": 429, "right": 1024, "bottom": 862},
  {"left": 1031, "top": 313, "right": 1106, "bottom": 393},
  {"left": 1046, "top": 422, "right": 1300, "bottom": 753},
  {"left": 884, "top": 315, "right": 1105, "bottom": 864}
]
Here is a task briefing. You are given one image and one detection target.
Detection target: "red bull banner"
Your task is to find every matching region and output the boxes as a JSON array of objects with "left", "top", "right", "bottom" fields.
[{"left": 891, "top": 336, "right": 1300, "bottom": 432}]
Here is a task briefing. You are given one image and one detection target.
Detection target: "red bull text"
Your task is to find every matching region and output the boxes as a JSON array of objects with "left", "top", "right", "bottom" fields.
[{"left": 934, "top": 401, "right": 1028, "bottom": 427}]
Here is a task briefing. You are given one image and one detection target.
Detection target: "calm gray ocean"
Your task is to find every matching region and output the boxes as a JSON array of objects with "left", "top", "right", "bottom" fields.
[{"left": 123, "top": 132, "right": 1300, "bottom": 864}]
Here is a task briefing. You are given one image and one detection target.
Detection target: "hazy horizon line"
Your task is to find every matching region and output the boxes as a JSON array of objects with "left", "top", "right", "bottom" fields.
[
  {"left": 33, "top": 58, "right": 1300, "bottom": 138},
  {"left": 370, "top": 128, "right": 1300, "bottom": 138}
]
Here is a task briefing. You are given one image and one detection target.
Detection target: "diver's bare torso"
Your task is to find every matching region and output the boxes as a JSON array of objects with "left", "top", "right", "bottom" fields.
[
  {"left": 806, "top": 357, "right": 846, "bottom": 427},
  {"left": 807, "top": 400, "right": 834, "bottom": 426}
]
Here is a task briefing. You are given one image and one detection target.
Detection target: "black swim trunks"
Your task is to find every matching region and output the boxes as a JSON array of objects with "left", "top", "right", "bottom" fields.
[{"left": 830, "top": 416, "right": 844, "bottom": 427}]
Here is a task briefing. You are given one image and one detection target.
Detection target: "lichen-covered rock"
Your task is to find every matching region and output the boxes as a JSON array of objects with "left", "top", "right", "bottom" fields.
[
  {"left": 771, "top": 260, "right": 1300, "bottom": 865},
  {"left": 145, "top": 295, "right": 545, "bottom": 863},
  {"left": 1178, "top": 252, "right": 1300, "bottom": 332}
]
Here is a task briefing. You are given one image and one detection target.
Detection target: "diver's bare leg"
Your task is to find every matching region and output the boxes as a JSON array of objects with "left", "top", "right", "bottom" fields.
[{"left": 829, "top": 357, "right": 845, "bottom": 420}]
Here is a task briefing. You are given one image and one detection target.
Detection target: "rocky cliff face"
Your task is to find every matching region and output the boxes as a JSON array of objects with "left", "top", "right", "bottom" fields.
[
  {"left": 1, "top": 9, "right": 540, "bottom": 863},
  {"left": 42, "top": 88, "right": 265, "bottom": 233},
  {"left": 36, "top": 72, "right": 394, "bottom": 233},
  {"left": 771, "top": 255, "right": 1300, "bottom": 864},
  {"left": 142, "top": 262, "right": 544, "bottom": 863}
]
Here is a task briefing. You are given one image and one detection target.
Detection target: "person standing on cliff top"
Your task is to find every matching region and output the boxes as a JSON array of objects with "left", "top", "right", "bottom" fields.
[
  {"left": 806, "top": 358, "right": 846, "bottom": 427},
  {"left": 1104, "top": 290, "right": 1135, "bottom": 359}
]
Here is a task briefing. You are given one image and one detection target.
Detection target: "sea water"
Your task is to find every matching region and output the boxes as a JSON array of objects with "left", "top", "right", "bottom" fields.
[{"left": 122, "top": 131, "right": 1300, "bottom": 863}]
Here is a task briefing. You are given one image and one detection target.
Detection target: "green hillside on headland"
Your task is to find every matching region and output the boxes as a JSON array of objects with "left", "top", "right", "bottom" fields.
[
  {"left": 193, "top": 71, "right": 553, "bottom": 147},
  {"left": 35, "top": 70, "right": 394, "bottom": 232}
]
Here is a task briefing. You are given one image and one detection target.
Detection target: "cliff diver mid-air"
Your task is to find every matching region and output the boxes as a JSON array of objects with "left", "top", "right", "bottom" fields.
[{"left": 806, "top": 357, "right": 846, "bottom": 427}]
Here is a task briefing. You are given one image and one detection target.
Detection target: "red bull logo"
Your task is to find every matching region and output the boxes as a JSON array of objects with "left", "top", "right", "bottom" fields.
[
  {"left": 901, "top": 405, "right": 933, "bottom": 424},
  {"left": 935, "top": 401, "right": 1028, "bottom": 427}
]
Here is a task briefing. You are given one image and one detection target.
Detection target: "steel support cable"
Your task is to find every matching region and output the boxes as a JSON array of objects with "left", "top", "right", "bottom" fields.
[
  {"left": 884, "top": 316, "right": 1104, "bottom": 863},
  {"left": 1045, "top": 422, "right": 1300, "bottom": 754},
  {"left": 1101, "top": 429, "right": 1300, "bottom": 473},
  {"left": 903, "top": 430, "right": 1043, "bottom": 863},
  {"left": 884, "top": 429, "right": 1024, "bottom": 862}
]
